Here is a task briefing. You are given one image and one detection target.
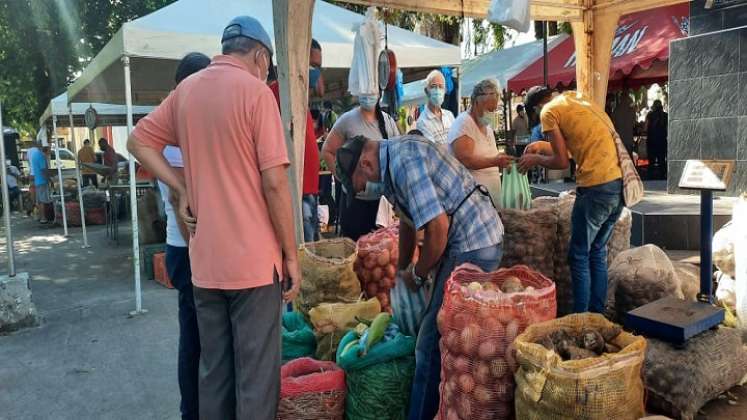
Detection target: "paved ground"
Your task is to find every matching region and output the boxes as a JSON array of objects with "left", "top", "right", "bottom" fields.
[
  {"left": 0, "top": 216, "right": 181, "bottom": 420},
  {"left": 0, "top": 214, "right": 745, "bottom": 420}
]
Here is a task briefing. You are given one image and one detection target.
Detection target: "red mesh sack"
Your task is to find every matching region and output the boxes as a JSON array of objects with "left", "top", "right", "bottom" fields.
[
  {"left": 436, "top": 264, "right": 557, "bottom": 420},
  {"left": 355, "top": 224, "right": 399, "bottom": 313},
  {"left": 278, "top": 357, "right": 346, "bottom": 420}
]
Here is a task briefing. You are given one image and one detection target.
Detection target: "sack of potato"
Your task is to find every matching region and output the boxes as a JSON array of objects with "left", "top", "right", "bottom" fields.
[
  {"left": 605, "top": 245, "right": 683, "bottom": 322},
  {"left": 644, "top": 327, "right": 747, "bottom": 420},
  {"left": 308, "top": 297, "right": 381, "bottom": 361},
  {"left": 295, "top": 238, "right": 361, "bottom": 320},
  {"left": 514, "top": 313, "right": 646, "bottom": 420},
  {"left": 355, "top": 225, "right": 400, "bottom": 313},
  {"left": 498, "top": 206, "right": 558, "bottom": 279},
  {"left": 534, "top": 195, "right": 632, "bottom": 316},
  {"left": 436, "top": 265, "right": 556, "bottom": 420}
]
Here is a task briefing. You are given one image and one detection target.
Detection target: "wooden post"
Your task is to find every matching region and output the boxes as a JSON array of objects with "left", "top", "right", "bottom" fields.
[
  {"left": 571, "top": 4, "right": 620, "bottom": 107},
  {"left": 273, "top": 0, "right": 315, "bottom": 245}
]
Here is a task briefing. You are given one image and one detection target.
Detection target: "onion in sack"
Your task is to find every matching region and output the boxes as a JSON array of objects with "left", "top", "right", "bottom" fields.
[
  {"left": 473, "top": 361, "right": 491, "bottom": 385},
  {"left": 364, "top": 254, "right": 377, "bottom": 270},
  {"left": 366, "top": 282, "right": 378, "bottom": 298},
  {"left": 453, "top": 355, "right": 470, "bottom": 374},
  {"left": 478, "top": 339, "right": 500, "bottom": 360},
  {"left": 489, "top": 358, "right": 508, "bottom": 379},
  {"left": 496, "top": 309, "right": 514, "bottom": 325},
  {"left": 377, "top": 249, "right": 390, "bottom": 266},
  {"left": 460, "top": 323, "right": 480, "bottom": 356},
  {"left": 385, "top": 264, "right": 396, "bottom": 278},
  {"left": 457, "top": 395, "right": 473, "bottom": 419},
  {"left": 473, "top": 385, "right": 492, "bottom": 404},
  {"left": 494, "top": 381, "right": 514, "bottom": 403},
  {"left": 445, "top": 331, "right": 460, "bottom": 353},
  {"left": 376, "top": 292, "right": 389, "bottom": 309},
  {"left": 457, "top": 373, "right": 475, "bottom": 394},
  {"left": 505, "top": 342, "right": 517, "bottom": 372},
  {"left": 437, "top": 309, "right": 447, "bottom": 333},
  {"left": 372, "top": 266, "right": 383, "bottom": 283},
  {"left": 451, "top": 312, "right": 470, "bottom": 331},
  {"left": 504, "top": 319, "right": 520, "bottom": 346}
]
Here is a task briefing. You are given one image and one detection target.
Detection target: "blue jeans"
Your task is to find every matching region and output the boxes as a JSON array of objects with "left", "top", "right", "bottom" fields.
[
  {"left": 569, "top": 179, "right": 623, "bottom": 314},
  {"left": 166, "top": 245, "right": 200, "bottom": 420},
  {"left": 408, "top": 243, "right": 503, "bottom": 420},
  {"left": 302, "top": 194, "right": 320, "bottom": 243}
]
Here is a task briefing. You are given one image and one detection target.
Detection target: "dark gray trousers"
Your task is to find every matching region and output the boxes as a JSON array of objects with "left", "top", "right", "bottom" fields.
[{"left": 193, "top": 281, "right": 282, "bottom": 420}]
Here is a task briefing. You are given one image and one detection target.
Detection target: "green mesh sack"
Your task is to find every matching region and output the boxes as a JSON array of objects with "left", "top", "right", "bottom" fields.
[
  {"left": 282, "top": 311, "right": 316, "bottom": 362},
  {"left": 336, "top": 329, "right": 416, "bottom": 420}
]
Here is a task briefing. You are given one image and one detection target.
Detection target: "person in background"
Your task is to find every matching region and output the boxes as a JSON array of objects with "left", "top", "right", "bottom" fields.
[
  {"left": 128, "top": 16, "right": 300, "bottom": 420},
  {"left": 612, "top": 92, "right": 636, "bottom": 157},
  {"left": 322, "top": 91, "right": 399, "bottom": 240},
  {"left": 269, "top": 39, "right": 322, "bottom": 242},
  {"left": 309, "top": 39, "right": 324, "bottom": 98},
  {"left": 5, "top": 160, "right": 20, "bottom": 211},
  {"left": 334, "top": 134, "right": 503, "bottom": 420},
  {"left": 26, "top": 141, "right": 40, "bottom": 217},
  {"left": 156, "top": 51, "right": 211, "bottom": 420},
  {"left": 645, "top": 99, "right": 668, "bottom": 170},
  {"left": 78, "top": 139, "right": 98, "bottom": 187},
  {"left": 98, "top": 138, "right": 117, "bottom": 184},
  {"left": 512, "top": 104, "right": 530, "bottom": 139},
  {"left": 416, "top": 70, "right": 455, "bottom": 146},
  {"left": 447, "top": 79, "right": 512, "bottom": 206},
  {"left": 29, "top": 145, "right": 52, "bottom": 224},
  {"left": 519, "top": 87, "right": 623, "bottom": 314}
]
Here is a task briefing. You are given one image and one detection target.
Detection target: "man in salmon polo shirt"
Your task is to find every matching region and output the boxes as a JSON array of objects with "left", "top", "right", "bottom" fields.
[{"left": 127, "top": 16, "right": 301, "bottom": 420}]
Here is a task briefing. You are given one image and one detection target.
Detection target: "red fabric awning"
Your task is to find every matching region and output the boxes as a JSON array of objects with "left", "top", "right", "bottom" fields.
[{"left": 507, "top": 3, "right": 690, "bottom": 94}]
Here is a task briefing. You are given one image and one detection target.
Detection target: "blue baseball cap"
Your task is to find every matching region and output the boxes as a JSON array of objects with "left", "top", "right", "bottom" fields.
[{"left": 222, "top": 16, "right": 274, "bottom": 56}]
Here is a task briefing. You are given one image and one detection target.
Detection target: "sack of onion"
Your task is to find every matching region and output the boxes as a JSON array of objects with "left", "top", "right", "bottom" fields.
[
  {"left": 498, "top": 206, "right": 559, "bottom": 279},
  {"left": 336, "top": 314, "right": 416, "bottom": 420},
  {"left": 295, "top": 239, "right": 361, "bottom": 320},
  {"left": 514, "top": 313, "right": 646, "bottom": 420},
  {"left": 308, "top": 297, "right": 381, "bottom": 361},
  {"left": 436, "top": 265, "right": 556, "bottom": 420},
  {"left": 643, "top": 327, "right": 747, "bottom": 420},
  {"left": 277, "top": 357, "right": 346, "bottom": 420},
  {"left": 355, "top": 225, "right": 402, "bottom": 313}
]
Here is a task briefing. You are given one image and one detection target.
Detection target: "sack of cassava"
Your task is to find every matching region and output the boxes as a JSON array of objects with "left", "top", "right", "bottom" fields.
[
  {"left": 295, "top": 238, "right": 361, "bottom": 320},
  {"left": 514, "top": 313, "right": 646, "bottom": 420},
  {"left": 498, "top": 206, "right": 559, "bottom": 279}
]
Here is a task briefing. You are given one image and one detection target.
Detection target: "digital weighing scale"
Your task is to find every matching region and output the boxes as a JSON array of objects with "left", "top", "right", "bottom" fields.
[{"left": 625, "top": 160, "right": 734, "bottom": 345}]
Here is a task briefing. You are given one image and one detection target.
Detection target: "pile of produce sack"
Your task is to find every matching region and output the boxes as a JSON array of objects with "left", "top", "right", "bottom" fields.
[
  {"left": 514, "top": 313, "right": 647, "bottom": 420},
  {"left": 281, "top": 312, "right": 316, "bottom": 362},
  {"left": 498, "top": 206, "right": 559, "bottom": 279},
  {"left": 308, "top": 298, "right": 381, "bottom": 361},
  {"left": 355, "top": 225, "right": 404, "bottom": 313},
  {"left": 337, "top": 313, "right": 416, "bottom": 420},
  {"left": 644, "top": 327, "right": 747, "bottom": 420},
  {"left": 606, "top": 244, "right": 683, "bottom": 322},
  {"left": 436, "top": 264, "right": 556, "bottom": 420},
  {"left": 296, "top": 238, "right": 361, "bottom": 319},
  {"left": 277, "top": 357, "right": 346, "bottom": 420}
]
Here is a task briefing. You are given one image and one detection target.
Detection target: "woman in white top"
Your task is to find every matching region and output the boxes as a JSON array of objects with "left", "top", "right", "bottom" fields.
[{"left": 447, "top": 79, "right": 512, "bottom": 206}]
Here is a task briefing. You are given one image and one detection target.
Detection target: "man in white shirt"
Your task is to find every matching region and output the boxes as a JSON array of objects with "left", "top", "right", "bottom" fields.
[{"left": 416, "top": 70, "right": 455, "bottom": 146}]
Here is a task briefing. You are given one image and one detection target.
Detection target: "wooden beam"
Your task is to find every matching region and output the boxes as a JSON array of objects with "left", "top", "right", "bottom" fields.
[
  {"left": 273, "top": 0, "right": 314, "bottom": 245},
  {"left": 338, "top": 0, "right": 585, "bottom": 20},
  {"left": 593, "top": 0, "right": 686, "bottom": 14}
]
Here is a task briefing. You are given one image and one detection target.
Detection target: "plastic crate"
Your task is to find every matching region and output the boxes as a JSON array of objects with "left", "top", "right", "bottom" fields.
[
  {"left": 153, "top": 252, "right": 173, "bottom": 289},
  {"left": 141, "top": 243, "right": 166, "bottom": 279}
]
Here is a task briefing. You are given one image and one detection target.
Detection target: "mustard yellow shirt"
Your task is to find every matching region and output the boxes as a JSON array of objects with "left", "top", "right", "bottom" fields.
[{"left": 540, "top": 91, "right": 622, "bottom": 187}]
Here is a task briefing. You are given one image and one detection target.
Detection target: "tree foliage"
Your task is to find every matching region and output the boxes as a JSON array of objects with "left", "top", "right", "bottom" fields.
[{"left": 0, "top": 0, "right": 175, "bottom": 135}]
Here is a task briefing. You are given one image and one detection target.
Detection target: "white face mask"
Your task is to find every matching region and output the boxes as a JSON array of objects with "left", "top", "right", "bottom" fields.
[
  {"left": 358, "top": 95, "right": 379, "bottom": 111},
  {"left": 252, "top": 49, "right": 269, "bottom": 83}
]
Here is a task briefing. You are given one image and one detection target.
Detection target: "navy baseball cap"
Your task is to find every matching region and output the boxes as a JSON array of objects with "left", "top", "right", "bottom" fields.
[{"left": 222, "top": 16, "right": 274, "bottom": 56}]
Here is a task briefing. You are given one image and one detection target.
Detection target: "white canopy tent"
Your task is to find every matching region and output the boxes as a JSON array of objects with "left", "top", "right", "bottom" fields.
[
  {"left": 402, "top": 34, "right": 568, "bottom": 105},
  {"left": 67, "top": 0, "right": 460, "bottom": 314},
  {"left": 39, "top": 92, "right": 154, "bottom": 129},
  {"left": 68, "top": 0, "right": 461, "bottom": 105}
]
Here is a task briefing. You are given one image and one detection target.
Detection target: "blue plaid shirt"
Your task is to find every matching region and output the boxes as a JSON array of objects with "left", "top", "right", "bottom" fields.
[{"left": 379, "top": 138, "right": 503, "bottom": 253}]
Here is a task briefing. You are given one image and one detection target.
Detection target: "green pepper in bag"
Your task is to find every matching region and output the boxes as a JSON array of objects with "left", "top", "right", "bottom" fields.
[{"left": 500, "top": 162, "right": 532, "bottom": 209}]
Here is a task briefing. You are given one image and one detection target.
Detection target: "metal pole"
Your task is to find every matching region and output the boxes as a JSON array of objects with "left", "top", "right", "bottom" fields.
[
  {"left": 123, "top": 56, "right": 143, "bottom": 315},
  {"left": 699, "top": 190, "right": 714, "bottom": 303},
  {"left": 455, "top": 67, "right": 462, "bottom": 112},
  {"left": 52, "top": 115, "right": 69, "bottom": 236},
  {"left": 69, "top": 107, "right": 89, "bottom": 248},
  {"left": 0, "top": 100, "right": 16, "bottom": 276},
  {"left": 543, "top": 21, "right": 549, "bottom": 87}
]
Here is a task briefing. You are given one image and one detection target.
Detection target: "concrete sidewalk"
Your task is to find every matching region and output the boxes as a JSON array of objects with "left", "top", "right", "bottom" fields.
[{"left": 0, "top": 216, "right": 180, "bottom": 420}]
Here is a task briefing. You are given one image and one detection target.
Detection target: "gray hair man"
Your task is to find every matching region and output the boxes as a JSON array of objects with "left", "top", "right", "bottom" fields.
[
  {"left": 446, "top": 79, "right": 512, "bottom": 205},
  {"left": 416, "top": 69, "right": 455, "bottom": 146}
]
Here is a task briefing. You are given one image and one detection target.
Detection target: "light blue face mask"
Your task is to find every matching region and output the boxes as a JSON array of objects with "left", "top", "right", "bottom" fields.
[
  {"left": 428, "top": 88, "right": 445, "bottom": 107},
  {"left": 356, "top": 181, "right": 385, "bottom": 201},
  {"left": 358, "top": 95, "right": 379, "bottom": 111},
  {"left": 479, "top": 112, "right": 494, "bottom": 127}
]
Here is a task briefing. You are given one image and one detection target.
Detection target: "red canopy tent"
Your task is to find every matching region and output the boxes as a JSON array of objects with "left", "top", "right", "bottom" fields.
[{"left": 507, "top": 2, "right": 690, "bottom": 94}]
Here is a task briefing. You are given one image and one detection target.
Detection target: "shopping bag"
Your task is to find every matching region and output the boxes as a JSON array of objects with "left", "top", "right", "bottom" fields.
[
  {"left": 389, "top": 278, "right": 426, "bottom": 337},
  {"left": 499, "top": 162, "right": 532, "bottom": 209},
  {"left": 488, "top": 0, "right": 531, "bottom": 33}
]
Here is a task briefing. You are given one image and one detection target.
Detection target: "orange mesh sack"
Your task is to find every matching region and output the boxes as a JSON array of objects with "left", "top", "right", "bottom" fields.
[
  {"left": 277, "top": 357, "right": 346, "bottom": 420},
  {"left": 514, "top": 313, "right": 646, "bottom": 420},
  {"left": 355, "top": 224, "right": 419, "bottom": 313},
  {"left": 436, "top": 265, "right": 557, "bottom": 420}
]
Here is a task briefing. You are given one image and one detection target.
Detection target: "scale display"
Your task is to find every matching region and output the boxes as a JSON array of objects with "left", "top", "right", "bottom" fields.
[{"left": 678, "top": 160, "right": 734, "bottom": 191}]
